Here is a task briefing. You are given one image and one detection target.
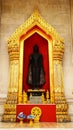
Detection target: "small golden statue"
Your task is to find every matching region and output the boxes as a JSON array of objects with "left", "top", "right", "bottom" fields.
[
  {"left": 41, "top": 93, "right": 45, "bottom": 103},
  {"left": 46, "top": 90, "right": 49, "bottom": 103}
]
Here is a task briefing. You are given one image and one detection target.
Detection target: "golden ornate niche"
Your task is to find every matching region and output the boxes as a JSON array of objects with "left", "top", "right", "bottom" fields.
[{"left": 2, "top": 9, "right": 70, "bottom": 122}]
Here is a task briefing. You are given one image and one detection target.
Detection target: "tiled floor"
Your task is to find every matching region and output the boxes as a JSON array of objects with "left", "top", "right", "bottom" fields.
[{"left": 0, "top": 122, "right": 73, "bottom": 128}]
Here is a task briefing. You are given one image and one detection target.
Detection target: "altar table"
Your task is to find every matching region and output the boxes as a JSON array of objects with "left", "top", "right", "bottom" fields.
[{"left": 16, "top": 104, "right": 56, "bottom": 122}]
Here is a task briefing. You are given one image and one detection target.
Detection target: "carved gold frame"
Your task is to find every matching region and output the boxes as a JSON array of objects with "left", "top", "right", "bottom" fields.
[
  {"left": 3, "top": 9, "right": 70, "bottom": 123},
  {"left": 7, "top": 9, "right": 64, "bottom": 104},
  {"left": 19, "top": 29, "right": 54, "bottom": 103}
]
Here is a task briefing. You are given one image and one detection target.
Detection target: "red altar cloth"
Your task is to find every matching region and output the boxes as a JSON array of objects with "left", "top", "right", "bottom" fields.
[{"left": 16, "top": 104, "right": 56, "bottom": 122}]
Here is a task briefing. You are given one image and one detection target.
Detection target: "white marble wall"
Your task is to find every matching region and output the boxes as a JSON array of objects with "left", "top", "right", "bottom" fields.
[{"left": 0, "top": 0, "right": 73, "bottom": 121}]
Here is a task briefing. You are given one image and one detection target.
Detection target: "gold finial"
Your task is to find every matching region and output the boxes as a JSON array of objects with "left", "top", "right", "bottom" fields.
[
  {"left": 33, "top": 6, "right": 40, "bottom": 17},
  {"left": 41, "top": 93, "right": 45, "bottom": 103},
  {"left": 34, "top": 5, "right": 39, "bottom": 13},
  {"left": 46, "top": 90, "right": 49, "bottom": 103}
]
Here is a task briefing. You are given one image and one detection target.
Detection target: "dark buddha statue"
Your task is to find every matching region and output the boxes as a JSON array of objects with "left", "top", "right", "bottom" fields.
[{"left": 27, "top": 44, "right": 45, "bottom": 90}]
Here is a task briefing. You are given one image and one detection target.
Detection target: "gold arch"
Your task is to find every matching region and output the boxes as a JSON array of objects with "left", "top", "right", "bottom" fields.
[
  {"left": 18, "top": 29, "right": 54, "bottom": 103},
  {"left": 7, "top": 8, "right": 63, "bottom": 48}
]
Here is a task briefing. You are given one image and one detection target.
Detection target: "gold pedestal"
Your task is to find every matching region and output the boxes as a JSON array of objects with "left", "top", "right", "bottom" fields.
[
  {"left": 19, "top": 118, "right": 24, "bottom": 124},
  {"left": 29, "top": 119, "right": 34, "bottom": 127}
]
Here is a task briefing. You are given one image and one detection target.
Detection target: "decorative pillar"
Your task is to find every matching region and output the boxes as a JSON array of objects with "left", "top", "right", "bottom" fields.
[
  {"left": 2, "top": 41, "right": 19, "bottom": 122},
  {"left": 53, "top": 40, "right": 71, "bottom": 122}
]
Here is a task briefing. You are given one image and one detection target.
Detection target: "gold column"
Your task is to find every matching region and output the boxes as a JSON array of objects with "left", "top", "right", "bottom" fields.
[
  {"left": 54, "top": 60, "right": 64, "bottom": 93},
  {"left": 9, "top": 60, "right": 18, "bottom": 93},
  {"left": 18, "top": 40, "right": 24, "bottom": 104},
  {"left": 53, "top": 41, "right": 71, "bottom": 122},
  {"left": 2, "top": 43, "right": 19, "bottom": 122},
  {"left": 48, "top": 41, "right": 54, "bottom": 103}
]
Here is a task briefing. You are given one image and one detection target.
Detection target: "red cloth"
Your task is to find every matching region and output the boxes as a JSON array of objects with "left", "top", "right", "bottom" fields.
[
  {"left": 23, "top": 32, "right": 50, "bottom": 92},
  {"left": 16, "top": 104, "right": 56, "bottom": 122}
]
